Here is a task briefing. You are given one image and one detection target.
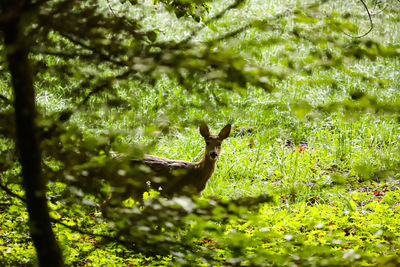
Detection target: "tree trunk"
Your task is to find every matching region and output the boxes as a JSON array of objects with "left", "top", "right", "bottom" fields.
[{"left": 2, "top": 2, "right": 64, "bottom": 266}]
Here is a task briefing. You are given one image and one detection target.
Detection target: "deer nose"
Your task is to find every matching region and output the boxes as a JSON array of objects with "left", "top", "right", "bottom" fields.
[{"left": 210, "top": 152, "right": 218, "bottom": 159}]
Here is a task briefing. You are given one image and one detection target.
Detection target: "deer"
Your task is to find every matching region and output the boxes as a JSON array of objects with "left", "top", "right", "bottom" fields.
[
  {"left": 136, "top": 124, "right": 232, "bottom": 197},
  {"left": 102, "top": 124, "right": 231, "bottom": 211}
]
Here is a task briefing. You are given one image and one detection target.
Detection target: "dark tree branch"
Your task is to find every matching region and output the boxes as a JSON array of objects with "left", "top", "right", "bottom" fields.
[
  {"left": 0, "top": 93, "right": 12, "bottom": 105},
  {"left": 343, "top": 0, "right": 373, "bottom": 38},
  {"left": 34, "top": 49, "right": 92, "bottom": 60},
  {"left": 106, "top": 0, "right": 145, "bottom": 27},
  {"left": 371, "top": 0, "right": 386, "bottom": 15},
  {"left": 69, "top": 238, "right": 109, "bottom": 266},
  {"left": 207, "top": 25, "right": 251, "bottom": 44},
  {"left": 41, "top": 0, "right": 331, "bottom": 128},
  {"left": 106, "top": 0, "right": 118, "bottom": 18},
  {"left": 58, "top": 32, "right": 127, "bottom": 67},
  {"left": 0, "top": 181, "right": 193, "bottom": 258},
  {"left": 0, "top": 0, "right": 49, "bottom": 28},
  {"left": 180, "top": 0, "right": 246, "bottom": 46},
  {"left": 150, "top": 0, "right": 247, "bottom": 50},
  {"left": 51, "top": 216, "right": 194, "bottom": 256},
  {"left": 0, "top": 182, "right": 26, "bottom": 202},
  {"left": 34, "top": 69, "right": 139, "bottom": 137},
  {"left": 79, "top": 69, "right": 134, "bottom": 106},
  {"left": 1, "top": 181, "right": 131, "bottom": 253},
  {"left": 157, "top": 0, "right": 328, "bottom": 51},
  {"left": 52, "top": 218, "right": 114, "bottom": 240},
  {"left": 2, "top": 0, "right": 64, "bottom": 265}
]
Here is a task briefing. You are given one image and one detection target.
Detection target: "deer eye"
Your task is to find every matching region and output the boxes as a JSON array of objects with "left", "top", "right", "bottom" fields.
[
  {"left": 217, "top": 142, "right": 221, "bottom": 147},
  {"left": 206, "top": 142, "right": 210, "bottom": 146}
]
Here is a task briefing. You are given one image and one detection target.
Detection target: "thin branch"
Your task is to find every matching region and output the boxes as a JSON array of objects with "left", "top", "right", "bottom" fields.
[
  {"left": 52, "top": 215, "right": 196, "bottom": 257},
  {"left": 155, "top": 0, "right": 329, "bottom": 51},
  {"left": 0, "top": 182, "right": 26, "bottom": 202},
  {"left": 37, "top": 69, "right": 139, "bottom": 136},
  {"left": 69, "top": 238, "right": 109, "bottom": 266},
  {"left": 0, "top": 93, "right": 12, "bottom": 105},
  {"left": 147, "top": 0, "right": 247, "bottom": 50},
  {"left": 371, "top": 0, "right": 386, "bottom": 15},
  {"left": 180, "top": 0, "right": 245, "bottom": 45},
  {"left": 343, "top": 0, "right": 373, "bottom": 38},
  {"left": 206, "top": 25, "right": 251, "bottom": 44},
  {"left": 58, "top": 32, "right": 127, "bottom": 67},
  {"left": 52, "top": 218, "right": 114, "bottom": 240},
  {"left": 79, "top": 69, "right": 133, "bottom": 106},
  {"left": 0, "top": 182, "right": 127, "bottom": 248},
  {"left": 106, "top": 0, "right": 118, "bottom": 18},
  {"left": 106, "top": 0, "right": 144, "bottom": 27},
  {"left": 35, "top": 49, "right": 92, "bottom": 60},
  {"left": 204, "top": 0, "right": 245, "bottom": 26},
  {"left": 43, "top": 0, "right": 331, "bottom": 126}
]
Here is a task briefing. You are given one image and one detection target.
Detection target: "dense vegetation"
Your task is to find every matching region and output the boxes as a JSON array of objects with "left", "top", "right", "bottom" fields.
[{"left": 1, "top": 0, "right": 400, "bottom": 265}]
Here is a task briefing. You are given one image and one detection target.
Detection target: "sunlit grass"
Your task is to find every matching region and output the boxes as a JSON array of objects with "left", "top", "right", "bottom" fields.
[
  {"left": 31, "top": 0, "right": 400, "bottom": 235},
  {"left": 2, "top": 0, "right": 400, "bottom": 265}
]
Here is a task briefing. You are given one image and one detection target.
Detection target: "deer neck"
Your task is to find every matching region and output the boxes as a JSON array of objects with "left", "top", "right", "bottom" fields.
[{"left": 198, "top": 154, "right": 217, "bottom": 180}]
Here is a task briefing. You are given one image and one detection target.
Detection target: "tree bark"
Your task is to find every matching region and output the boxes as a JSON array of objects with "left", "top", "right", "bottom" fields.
[{"left": 2, "top": 1, "right": 64, "bottom": 266}]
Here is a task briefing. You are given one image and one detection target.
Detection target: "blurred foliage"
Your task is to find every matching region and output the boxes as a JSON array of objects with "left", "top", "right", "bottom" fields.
[{"left": 1, "top": 0, "right": 400, "bottom": 265}]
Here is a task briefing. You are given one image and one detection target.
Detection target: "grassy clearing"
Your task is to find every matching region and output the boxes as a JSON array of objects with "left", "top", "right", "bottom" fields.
[{"left": 1, "top": 0, "right": 400, "bottom": 265}]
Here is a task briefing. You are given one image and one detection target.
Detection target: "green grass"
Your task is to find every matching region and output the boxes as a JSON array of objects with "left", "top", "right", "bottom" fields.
[{"left": 1, "top": 0, "right": 400, "bottom": 265}]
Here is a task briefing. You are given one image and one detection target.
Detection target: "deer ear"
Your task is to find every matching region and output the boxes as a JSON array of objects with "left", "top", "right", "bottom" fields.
[
  {"left": 218, "top": 124, "right": 231, "bottom": 140},
  {"left": 200, "top": 124, "right": 210, "bottom": 138}
]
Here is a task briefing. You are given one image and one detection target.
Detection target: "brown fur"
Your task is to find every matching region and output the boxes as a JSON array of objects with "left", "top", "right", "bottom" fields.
[{"left": 132, "top": 124, "right": 231, "bottom": 197}]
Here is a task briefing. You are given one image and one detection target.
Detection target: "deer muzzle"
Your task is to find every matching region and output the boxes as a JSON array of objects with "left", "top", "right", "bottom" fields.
[{"left": 210, "top": 152, "right": 218, "bottom": 159}]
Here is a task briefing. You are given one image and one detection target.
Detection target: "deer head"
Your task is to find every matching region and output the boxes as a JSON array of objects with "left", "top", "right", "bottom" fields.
[{"left": 200, "top": 124, "right": 231, "bottom": 161}]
